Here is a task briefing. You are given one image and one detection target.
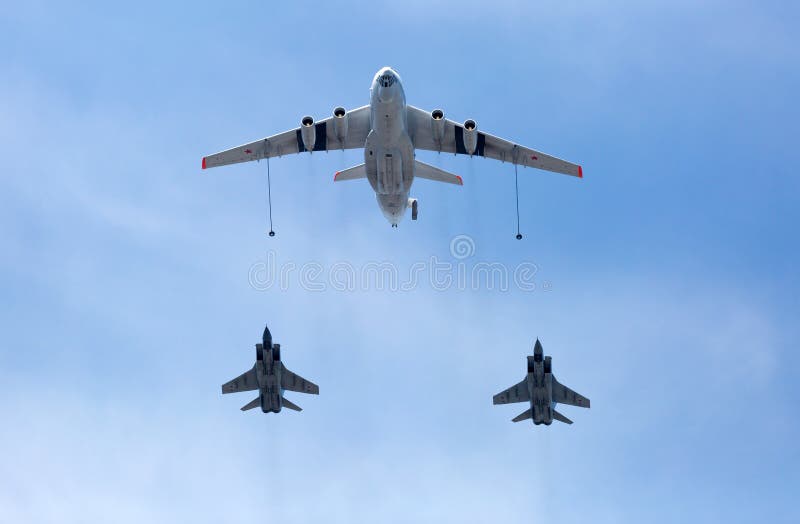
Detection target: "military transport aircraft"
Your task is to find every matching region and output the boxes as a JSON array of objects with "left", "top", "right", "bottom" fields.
[{"left": 202, "top": 67, "right": 582, "bottom": 226}]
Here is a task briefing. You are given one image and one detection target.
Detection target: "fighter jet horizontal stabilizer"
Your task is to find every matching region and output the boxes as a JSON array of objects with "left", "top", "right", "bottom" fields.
[
  {"left": 512, "top": 409, "right": 533, "bottom": 422},
  {"left": 241, "top": 397, "right": 260, "bottom": 411},
  {"left": 553, "top": 409, "right": 573, "bottom": 424},
  {"left": 281, "top": 397, "right": 302, "bottom": 411}
]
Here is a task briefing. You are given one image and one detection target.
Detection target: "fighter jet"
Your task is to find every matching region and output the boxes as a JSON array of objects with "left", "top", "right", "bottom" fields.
[
  {"left": 221, "top": 325, "right": 319, "bottom": 413},
  {"left": 493, "top": 339, "right": 590, "bottom": 425},
  {"left": 202, "top": 67, "right": 582, "bottom": 226}
]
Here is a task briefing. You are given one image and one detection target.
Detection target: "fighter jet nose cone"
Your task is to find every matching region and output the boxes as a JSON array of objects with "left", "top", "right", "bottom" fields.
[
  {"left": 262, "top": 325, "right": 273, "bottom": 347},
  {"left": 534, "top": 339, "right": 543, "bottom": 354}
]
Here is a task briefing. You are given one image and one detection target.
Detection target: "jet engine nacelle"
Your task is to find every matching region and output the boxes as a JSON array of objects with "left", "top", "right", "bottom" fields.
[
  {"left": 544, "top": 356, "right": 552, "bottom": 374},
  {"left": 300, "top": 116, "right": 316, "bottom": 152},
  {"left": 463, "top": 119, "right": 478, "bottom": 155},
  {"left": 431, "top": 109, "right": 445, "bottom": 143},
  {"left": 332, "top": 107, "right": 348, "bottom": 143}
]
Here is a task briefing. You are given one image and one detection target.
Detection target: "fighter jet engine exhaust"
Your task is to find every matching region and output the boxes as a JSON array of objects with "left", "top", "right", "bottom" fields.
[
  {"left": 431, "top": 109, "right": 445, "bottom": 143},
  {"left": 300, "top": 116, "right": 316, "bottom": 151},
  {"left": 463, "top": 119, "right": 478, "bottom": 155},
  {"left": 333, "top": 107, "right": 348, "bottom": 143},
  {"left": 408, "top": 198, "right": 418, "bottom": 220}
]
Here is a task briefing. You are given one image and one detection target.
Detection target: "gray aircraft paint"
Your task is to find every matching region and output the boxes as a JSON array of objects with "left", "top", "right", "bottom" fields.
[
  {"left": 364, "top": 68, "right": 415, "bottom": 225},
  {"left": 493, "top": 339, "right": 590, "bottom": 425},
  {"left": 202, "top": 67, "right": 583, "bottom": 226},
  {"left": 221, "top": 325, "right": 319, "bottom": 414}
]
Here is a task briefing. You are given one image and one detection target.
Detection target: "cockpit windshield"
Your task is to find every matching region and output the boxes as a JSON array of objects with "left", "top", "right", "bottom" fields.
[{"left": 379, "top": 74, "right": 395, "bottom": 88}]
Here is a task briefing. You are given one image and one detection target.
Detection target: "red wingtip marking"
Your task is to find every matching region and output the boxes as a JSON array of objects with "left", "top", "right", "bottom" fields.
[
  {"left": 456, "top": 175, "right": 463, "bottom": 185},
  {"left": 202, "top": 157, "right": 207, "bottom": 170},
  {"left": 334, "top": 172, "right": 340, "bottom": 181},
  {"left": 578, "top": 165, "right": 583, "bottom": 178}
]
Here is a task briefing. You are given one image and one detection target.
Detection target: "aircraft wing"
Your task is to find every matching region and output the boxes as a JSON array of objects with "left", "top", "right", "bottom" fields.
[
  {"left": 406, "top": 105, "right": 582, "bottom": 178},
  {"left": 280, "top": 366, "right": 319, "bottom": 395},
  {"left": 551, "top": 378, "right": 591, "bottom": 408},
  {"left": 493, "top": 379, "right": 530, "bottom": 405},
  {"left": 202, "top": 105, "right": 371, "bottom": 169},
  {"left": 221, "top": 366, "right": 258, "bottom": 394}
]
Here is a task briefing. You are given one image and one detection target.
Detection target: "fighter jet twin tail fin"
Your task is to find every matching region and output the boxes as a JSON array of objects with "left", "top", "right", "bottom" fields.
[
  {"left": 512, "top": 408, "right": 573, "bottom": 424},
  {"left": 334, "top": 160, "right": 462, "bottom": 185}
]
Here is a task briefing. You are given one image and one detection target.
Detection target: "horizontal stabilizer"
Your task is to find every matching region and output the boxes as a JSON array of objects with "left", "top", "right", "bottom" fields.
[
  {"left": 240, "top": 397, "right": 260, "bottom": 411},
  {"left": 281, "top": 397, "right": 302, "bottom": 412},
  {"left": 553, "top": 409, "right": 573, "bottom": 424},
  {"left": 334, "top": 163, "right": 367, "bottom": 182},
  {"left": 414, "top": 160, "right": 463, "bottom": 185},
  {"left": 512, "top": 409, "right": 532, "bottom": 423}
]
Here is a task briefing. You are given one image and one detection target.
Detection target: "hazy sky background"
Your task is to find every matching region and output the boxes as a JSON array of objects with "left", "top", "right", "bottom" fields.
[{"left": 1, "top": 1, "right": 798, "bottom": 522}]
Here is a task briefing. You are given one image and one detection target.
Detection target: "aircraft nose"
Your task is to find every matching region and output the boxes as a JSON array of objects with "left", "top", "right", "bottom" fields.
[
  {"left": 263, "top": 325, "right": 273, "bottom": 347},
  {"left": 376, "top": 71, "right": 396, "bottom": 102},
  {"left": 378, "top": 85, "right": 394, "bottom": 102}
]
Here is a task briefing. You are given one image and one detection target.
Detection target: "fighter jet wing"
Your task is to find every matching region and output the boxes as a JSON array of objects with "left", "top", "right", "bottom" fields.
[
  {"left": 280, "top": 367, "right": 319, "bottom": 395},
  {"left": 221, "top": 366, "right": 258, "bottom": 394},
  {"left": 551, "top": 378, "right": 590, "bottom": 408},
  {"left": 493, "top": 379, "right": 530, "bottom": 405},
  {"left": 406, "top": 105, "right": 582, "bottom": 178},
  {"left": 202, "top": 105, "right": 371, "bottom": 169}
]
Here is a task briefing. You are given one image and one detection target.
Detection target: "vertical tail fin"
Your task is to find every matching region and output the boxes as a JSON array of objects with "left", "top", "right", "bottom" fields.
[
  {"left": 281, "top": 397, "right": 302, "bottom": 412},
  {"left": 512, "top": 408, "right": 532, "bottom": 422},
  {"left": 241, "top": 397, "right": 261, "bottom": 411}
]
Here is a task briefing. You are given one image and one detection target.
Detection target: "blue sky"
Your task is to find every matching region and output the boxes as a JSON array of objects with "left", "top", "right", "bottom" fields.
[{"left": 1, "top": 1, "right": 798, "bottom": 522}]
